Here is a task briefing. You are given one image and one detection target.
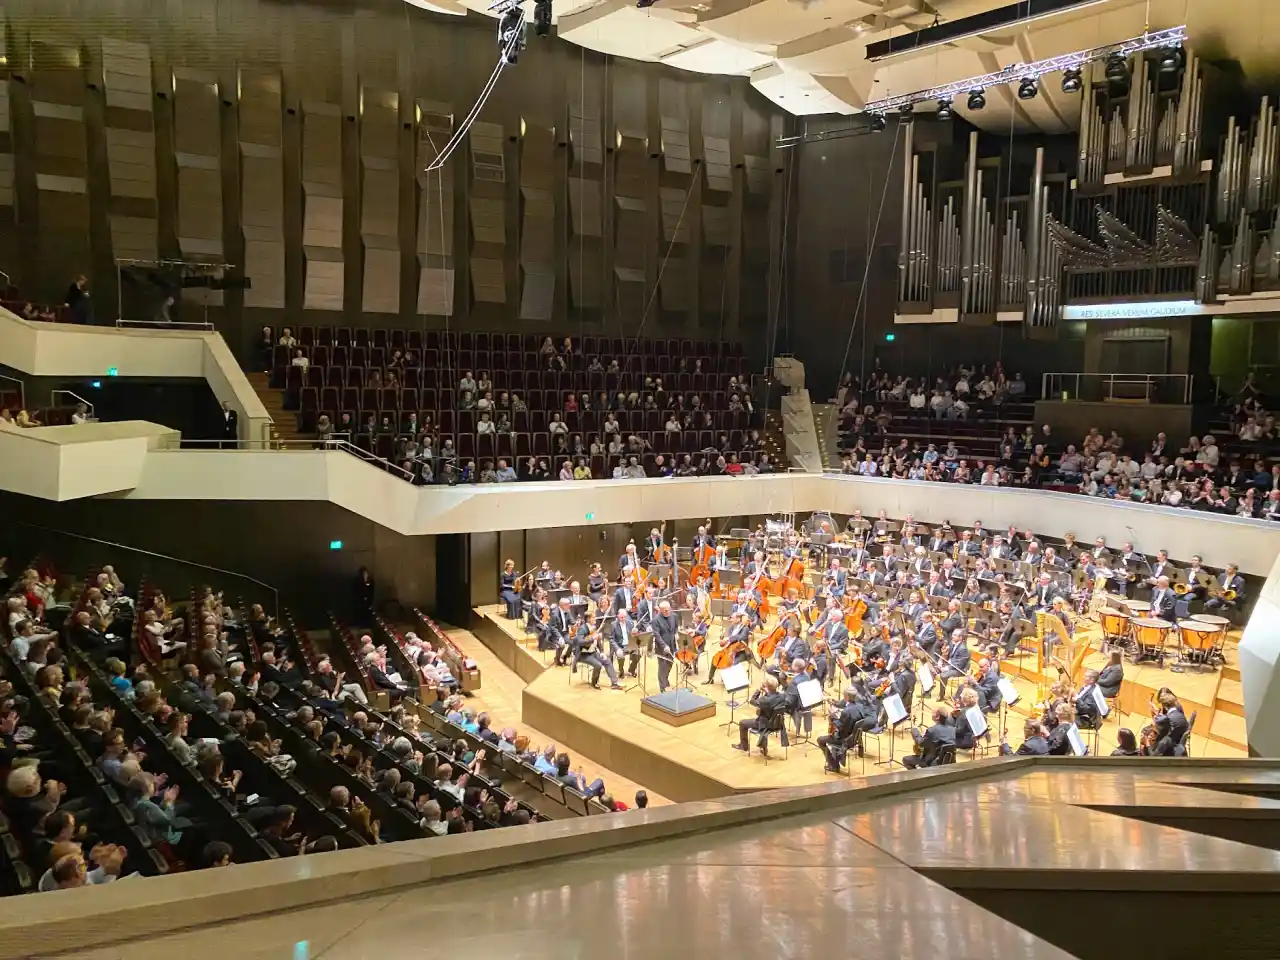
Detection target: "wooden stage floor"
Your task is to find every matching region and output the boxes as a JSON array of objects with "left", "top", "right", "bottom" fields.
[{"left": 472, "top": 604, "right": 1247, "bottom": 803}]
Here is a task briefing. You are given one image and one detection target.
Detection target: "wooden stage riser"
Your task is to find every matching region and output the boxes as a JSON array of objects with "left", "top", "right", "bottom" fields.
[
  {"left": 522, "top": 686, "right": 732, "bottom": 803},
  {"left": 470, "top": 613, "right": 547, "bottom": 685}
]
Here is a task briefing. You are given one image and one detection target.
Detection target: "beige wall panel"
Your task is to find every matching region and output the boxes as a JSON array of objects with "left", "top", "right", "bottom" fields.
[
  {"left": 304, "top": 258, "right": 343, "bottom": 311},
  {"left": 244, "top": 240, "right": 284, "bottom": 308},
  {"left": 363, "top": 247, "right": 399, "bottom": 315}
]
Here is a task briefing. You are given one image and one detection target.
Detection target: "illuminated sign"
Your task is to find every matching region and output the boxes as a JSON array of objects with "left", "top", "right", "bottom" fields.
[{"left": 1061, "top": 300, "right": 1201, "bottom": 321}]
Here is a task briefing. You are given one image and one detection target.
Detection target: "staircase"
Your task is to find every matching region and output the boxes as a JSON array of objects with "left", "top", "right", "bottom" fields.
[
  {"left": 762, "top": 410, "right": 785, "bottom": 465},
  {"left": 811, "top": 402, "right": 841, "bottom": 471},
  {"left": 246, "top": 372, "right": 301, "bottom": 444}
]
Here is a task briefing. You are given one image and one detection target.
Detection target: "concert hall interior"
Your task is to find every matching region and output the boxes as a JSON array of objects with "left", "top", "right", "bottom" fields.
[{"left": 8, "top": 0, "right": 1280, "bottom": 957}]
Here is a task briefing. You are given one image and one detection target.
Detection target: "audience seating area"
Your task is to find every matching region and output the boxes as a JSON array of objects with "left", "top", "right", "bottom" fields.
[
  {"left": 264, "top": 327, "right": 764, "bottom": 482},
  {"left": 0, "top": 556, "right": 626, "bottom": 896}
]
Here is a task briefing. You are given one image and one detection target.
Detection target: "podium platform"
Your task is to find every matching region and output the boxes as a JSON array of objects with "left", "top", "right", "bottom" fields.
[{"left": 640, "top": 689, "right": 717, "bottom": 727}]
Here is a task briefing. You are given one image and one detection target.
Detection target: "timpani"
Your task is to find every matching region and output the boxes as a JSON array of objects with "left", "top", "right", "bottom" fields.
[
  {"left": 1176, "top": 620, "right": 1220, "bottom": 671},
  {"left": 1190, "top": 613, "right": 1230, "bottom": 666},
  {"left": 1098, "top": 607, "right": 1132, "bottom": 649},
  {"left": 1130, "top": 617, "right": 1173, "bottom": 664},
  {"left": 1121, "top": 599, "right": 1151, "bottom": 617}
]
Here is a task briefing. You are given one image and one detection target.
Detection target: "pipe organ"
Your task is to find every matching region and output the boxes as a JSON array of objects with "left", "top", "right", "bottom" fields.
[{"left": 892, "top": 46, "right": 1280, "bottom": 330}]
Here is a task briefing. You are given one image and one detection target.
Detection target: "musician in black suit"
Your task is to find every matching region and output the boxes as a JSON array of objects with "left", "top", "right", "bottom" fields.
[
  {"left": 612, "top": 580, "right": 636, "bottom": 615},
  {"left": 938, "top": 600, "right": 965, "bottom": 638},
  {"left": 733, "top": 675, "right": 789, "bottom": 755},
  {"left": 1144, "top": 550, "right": 1175, "bottom": 588},
  {"left": 1074, "top": 669, "right": 1103, "bottom": 730},
  {"left": 632, "top": 588, "right": 654, "bottom": 630},
  {"left": 1001, "top": 718, "right": 1050, "bottom": 756},
  {"left": 547, "top": 598, "right": 575, "bottom": 666},
  {"left": 915, "top": 615, "right": 941, "bottom": 657},
  {"left": 645, "top": 528, "right": 666, "bottom": 563},
  {"left": 650, "top": 600, "right": 679, "bottom": 693},
  {"left": 975, "top": 658, "right": 1002, "bottom": 713},
  {"left": 924, "top": 573, "right": 952, "bottom": 599},
  {"left": 704, "top": 613, "right": 753, "bottom": 685},
  {"left": 1097, "top": 650, "right": 1124, "bottom": 699},
  {"left": 1045, "top": 702, "right": 1075, "bottom": 755},
  {"left": 936, "top": 629, "right": 971, "bottom": 700},
  {"left": 903, "top": 706, "right": 956, "bottom": 769},
  {"left": 773, "top": 623, "right": 810, "bottom": 671},
  {"left": 603, "top": 608, "right": 642, "bottom": 678},
  {"left": 500, "top": 560, "right": 522, "bottom": 619},
  {"left": 619, "top": 543, "right": 642, "bottom": 577},
  {"left": 1031, "top": 574, "right": 1061, "bottom": 611},
  {"left": 1149, "top": 576, "right": 1176, "bottom": 620},
  {"left": 571, "top": 620, "right": 621, "bottom": 689},
  {"left": 690, "top": 527, "right": 716, "bottom": 553},
  {"left": 1204, "top": 564, "right": 1246, "bottom": 614},
  {"left": 824, "top": 617, "right": 851, "bottom": 660},
  {"left": 819, "top": 687, "right": 877, "bottom": 772}
]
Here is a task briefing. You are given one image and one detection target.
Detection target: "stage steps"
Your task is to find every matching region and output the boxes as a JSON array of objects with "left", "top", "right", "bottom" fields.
[
  {"left": 1214, "top": 677, "right": 1245, "bottom": 719},
  {"left": 1209, "top": 710, "right": 1247, "bottom": 752},
  {"left": 246, "top": 370, "right": 305, "bottom": 444}
]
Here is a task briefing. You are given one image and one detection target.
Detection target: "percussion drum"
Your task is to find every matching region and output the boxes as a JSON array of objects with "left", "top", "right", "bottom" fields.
[
  {"left": 1131, "top": 617, "right": 1172, "bottom": 661},
  {"left": 1122, "top": 600, "right": 1152, "bottom": 616},
  {"left": 1191, "top": 614, "right": 1230, "bottom": 628},
  {"left": 1178, "top": 620, "right": 1217, "bottom": 653},
  {"left": 1099, "top": 607, "right": 1131, "bottom": 643}
]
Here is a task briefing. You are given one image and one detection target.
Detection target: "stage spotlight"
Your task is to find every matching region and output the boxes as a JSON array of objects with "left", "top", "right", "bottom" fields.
[
  {"left": 935, "top": 99, "right": 953, "bottom": 121},
  {"left": 1105, "top": 52, "right": 1130, "bottom": 85},
  {"left": 899, "top": 102, "right": 915, "bottom": 123},
  {"left": 1017, "top": 77, "right": 1039, "bottom": 101},
  {"left": 1061, "top": 68, "right": 1082, "bottom": 93},
  {"left": 498, "top": 7, "right": 523, "bottom": 62},
  {"left": 533, "top": 0, "right": 552, "bottom": 36},
  {"left": 869, "top": 113, "right": 887, "bottom": 133},
  {"left": 967, "top": 88, "right": 986, "bottom": 111},
  {"left": 1158, "top": 45, "right": 1184, "bottom": 75}
]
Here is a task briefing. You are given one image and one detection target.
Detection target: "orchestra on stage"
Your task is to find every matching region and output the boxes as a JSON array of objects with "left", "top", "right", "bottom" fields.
[{"left": 497, "top": 511, "right": 1243, "bottom": 772}]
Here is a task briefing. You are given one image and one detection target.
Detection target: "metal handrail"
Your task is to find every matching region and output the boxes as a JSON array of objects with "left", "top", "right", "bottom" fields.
[
  {"left": 1040, "top": 371, "right": 1195, "bottom": 405},
  {"left": 168, "top": 437, "right": 417, "bottom": 481},
  {"left": 0, "top": 373, "right": 24, "bottom": 412},
  {"left": 51, "top": 390, "right": 95, "bottom": 420}
]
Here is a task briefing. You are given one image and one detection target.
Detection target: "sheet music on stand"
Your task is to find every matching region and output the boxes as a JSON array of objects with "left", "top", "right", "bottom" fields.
[
  {"left": 719, "top": 662, "right": 750, "bottom": 693},
  {"left": 797, "top": 678, "right": 824, "bottom": 710},
  {"left": 916, "top": 662, "right": 934, "bottom": 695},
  {"left": 709, "top": 598, "right": 735, "bottom": 618},
  {"left": 548, "top": 588, "right": 570, "bottom": 606},
  {"left": 677, "top": 608, "right": 694, "bottom": 627},
  {"left": 996, "top": 677, "right": 1020, "bottom": 705},
  {"left": 1065, "top": 724, "right": 1086, "bottom": 756},
  {"left": 1091, "top": 685, "right": 1110, "bottom": 717},
  {"left": 650, "top": 564, "right": 671, "bottom": 582},
  {"left": 965, "top": 705, "right": 988, "bottom": 738},
  {"left": 883, "top": 693, "right": 908, "bottom": 726}
]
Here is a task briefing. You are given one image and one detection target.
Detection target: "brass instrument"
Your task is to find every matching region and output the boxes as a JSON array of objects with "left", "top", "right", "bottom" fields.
[{"left": 1209, "top": 586, "right": 1238, "bottom": 602}]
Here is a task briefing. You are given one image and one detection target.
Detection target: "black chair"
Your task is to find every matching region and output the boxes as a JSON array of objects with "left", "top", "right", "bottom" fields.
[
  {"left": 1181, "top": 710, "right": 1198, "bottom": 757},
  {"left": 935, "top": 744, "right": 957, "bottom": 766}
]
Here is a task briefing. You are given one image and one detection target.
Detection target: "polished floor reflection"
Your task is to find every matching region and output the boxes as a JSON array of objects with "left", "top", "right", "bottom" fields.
[{"left": 47, "top": 764, "right": 1280, "bottom": 960}]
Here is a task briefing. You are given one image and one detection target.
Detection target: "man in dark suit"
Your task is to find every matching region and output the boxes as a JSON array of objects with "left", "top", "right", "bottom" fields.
[
  {"left": 975, "top": 658, "right": 1002, "bottom": 713},
  {"left": 924, "top": 573, "right": 952, "bottom": 599},
  {"left": 903, "top": 707, "right": 956, "bottom": 768},
  {"left": 1001, "top": 718, "right": 1050, "bottom": 756},
  {"left": 611, "top": 580, "right": 635, "bottom": 616},
  {"left": 603, "top": 608, "right": 642, "bottom": 678},
  {"left": 475, "top": 713, "right": 502, "bottom": 745},
  {"left": 545, "top": 598, "right": 575, "bottom": 666},
  {"left": 936, "top": 629, "right": 971, "bottom": 700},
  {"left": 819, "top": 687, "right": 879, "bottom": 772},
  {"left": 938, "top": 600, "right": 965, "bottom": 639},
  {"left": 365, "top": 653, "right": 407, "bottom": 702},
  {"left": 1204, "top": 564, "right": 1246, "bottom": 614},
  {"left": 733, "top": 675, "right": 789, "bottom": 756},
  {"left": 1031, "top": 573, "right": 1060, "bottom": 611},
  {"left": 1074, "top": 670, "right": 1104, "bottom": 730},
  {"left": 220, "top": 401, "right": 239, "bottom": 449},
  {"left": 570, "top": 620, "right": 620, "bottom": 690},
  {"left": 1149, "top": 576, "right": 1176, "bottom": 620},
  {"left": 650, "top": 600, "right": 679, "bottom": 693}
]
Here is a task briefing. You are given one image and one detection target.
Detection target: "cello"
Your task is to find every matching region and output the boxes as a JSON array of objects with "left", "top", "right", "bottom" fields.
[
  {"left": 675, "top": 612, "right": 708, "bottom": 666},
  {"left": 757, "top": 608, "right": 799, "bottom": 661},
  {"left": 711, "top": 616, "right": 751, "bottom": 670}
]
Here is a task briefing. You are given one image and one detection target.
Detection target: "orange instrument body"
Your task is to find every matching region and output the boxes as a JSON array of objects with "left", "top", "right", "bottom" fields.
[
  {"left": 675, "top": 625, "right": 706, "bottom": 664},
  {"left": 842, "top": 596, "right": 868, "bottom": 636},
  {"left": 757, "top": 608, "right": 799, "bottom": 660},
  {"left": 711, "top": 635, "right": 748, "bottom": 670}
]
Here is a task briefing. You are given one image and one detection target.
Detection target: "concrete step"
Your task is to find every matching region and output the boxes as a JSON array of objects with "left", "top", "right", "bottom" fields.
[
  {"left": 1209, "top": 709, "right": 1247, "bottom": 751},
  {"left": 1214, "top": 677, "right": 1244, "bottom": 718}
]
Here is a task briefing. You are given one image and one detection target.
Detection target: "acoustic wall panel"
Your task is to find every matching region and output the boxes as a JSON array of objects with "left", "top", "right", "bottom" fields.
[
  {"left": 519, "top": 124, "right": 555, "bottom": 320},
  {"left": 101, "top": 39, "right": 157, "bottom": 274},
  {"left": 100, "top": 38, "right": 151, "bottom": 112},
  {"left": 300, "top": 103, "right": 345, "bottom": 311},
  {"left": 239, "top": 71, "right": 284, "bottom": 309},
  {"left": 417, "top": 101, "right": 454, "bottom": 316},
  {"left": 0, "top": 82, "right": 13, "bottom": 207},
  {"left": 361, "top": 91, "right": 399, "bottom": 314},
  {"left": 174, "top": 72, "right": 224, "bottom": 269}
]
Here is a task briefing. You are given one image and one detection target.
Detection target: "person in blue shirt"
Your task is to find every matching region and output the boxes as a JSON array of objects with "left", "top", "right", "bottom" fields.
[{"left": 533, "top": 744, "right": 558, "bottom": 776}]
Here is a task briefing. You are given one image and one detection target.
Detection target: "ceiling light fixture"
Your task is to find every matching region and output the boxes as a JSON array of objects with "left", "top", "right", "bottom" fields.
[
  {"left": 935, "top": 99, "right": 953, "bottom": 121},
  {"left": 869, "top": 113, "right": 887, "bottom": 132},
  {"left": 861, "top": 25, "right": 1184, "bottom": 115},
  {"left": 898, "top": 102, "right": 915, "bottom": 124},
  {"left": 1061, "top": 68, "right": 1082, "bottom": 93},
  {"left": 1018, "top": 77, "right": 1039, "bottom": 100},
  {"left": 967, "top": 88, "right": 986, "bottom": 111}
]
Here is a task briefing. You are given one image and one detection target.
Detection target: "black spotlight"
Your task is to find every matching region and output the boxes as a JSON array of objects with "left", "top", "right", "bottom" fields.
[
  {"left": 967, "top": 88, "right": 986, "bottom": 111},
  {"left": 1017, "top": 77, "right": 1039, "bottom": 101},
  {"left": 869, "top": 113, "right": 887, "bottom": 133},
  {"left": 935, "top": 99, "right": 953, "bottom": 121},
  {"left": 899, "top": 102, "right": 915, "bottom": 123},
  {"left": 1105, "top": 52, "right": 1130, "bottom": 85},
  {"left": 498, "top": 7, "right": 523, "bottom": 61},
  {"left": 533, "top": 0, "right": 552, "bottom": 36},
  {"left": 1158, "top": 45, "right": 1184, "bottom": 75},
  {"left": 1061, "top": 68, "right": 1083, "bottom": 94}
]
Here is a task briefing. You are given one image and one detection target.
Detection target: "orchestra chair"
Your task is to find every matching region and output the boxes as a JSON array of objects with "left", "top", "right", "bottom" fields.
[
  {"left": 935, "top": 744, "right": 958, "bottom": 766},
  {"left": 1182, "top": 710, "right": 1198, "bottom": 757},
  {"left": 860, "top": 726, "right": 888, "bottom": 766},
  {"left": 758, "top": 715, "right": 790, "bottom": 763}
]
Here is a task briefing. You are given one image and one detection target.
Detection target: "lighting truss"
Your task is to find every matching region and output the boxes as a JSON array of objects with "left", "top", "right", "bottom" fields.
[
  {"left": 423, "top": 4, "right": 525, "bottom": 172},
  {"left": 863, "top": 25, "right": 1185, "bottom": 115}
]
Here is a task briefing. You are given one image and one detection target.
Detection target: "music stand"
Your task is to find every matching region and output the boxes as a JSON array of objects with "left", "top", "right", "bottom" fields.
[
  {"left": 719, "top": 569, "right": 742, "bottom": 588},
  {"left": 996, "top": 676, "right": 1020, "bottom": 739},
  {"left": 676, "top": 608, "right": 694, "bottom": 627},
  {"left": 710, "top": 598, "right": 735, "bottom": 618},
  {"left": 876, "top": 693, "right": 909, "bottom": 770},
  {"left": 650, "top": 564, "right": 671, "bottom": 583},
  {"left": 795, "top": 678, "right": 824, "bottom": 751},
  {"left": 619, "top": 631, "right": 651, "bottom": 695},
  {"left": 719, "top": 662, "right": 750, "bottom": 732}
]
